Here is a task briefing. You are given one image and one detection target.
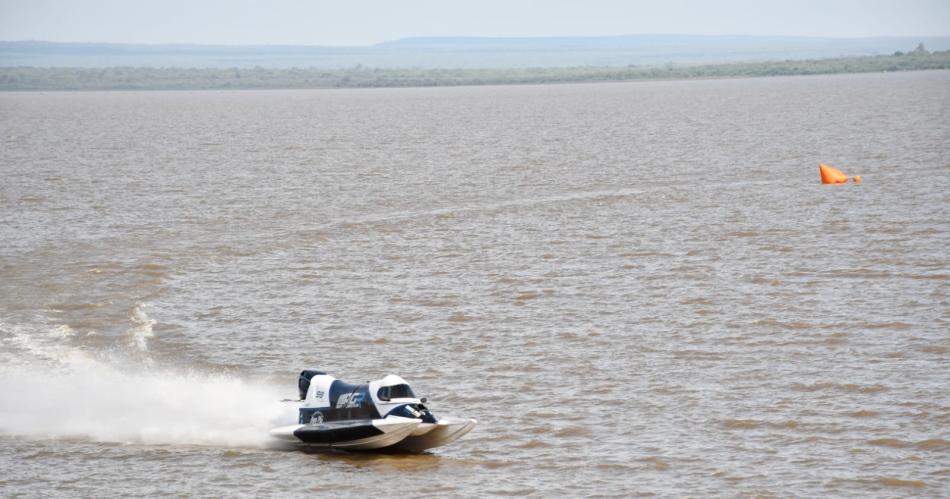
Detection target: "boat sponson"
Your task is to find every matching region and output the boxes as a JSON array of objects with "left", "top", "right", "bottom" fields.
[
  {"left": 391, "top": 418, "right": 477, "bottom": 452},
  {"left": 293, "top": 420, "right": 383, "bottom": 444}
]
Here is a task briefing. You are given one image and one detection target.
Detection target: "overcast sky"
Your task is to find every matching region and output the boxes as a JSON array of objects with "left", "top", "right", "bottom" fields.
[{"left": 1, "top": 0, "right": 949, "bottom": 45}]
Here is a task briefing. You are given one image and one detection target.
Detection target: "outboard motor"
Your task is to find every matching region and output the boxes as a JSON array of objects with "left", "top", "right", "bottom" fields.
[{"left": 298, "top": 369, "right": 326, "bottom": 400}]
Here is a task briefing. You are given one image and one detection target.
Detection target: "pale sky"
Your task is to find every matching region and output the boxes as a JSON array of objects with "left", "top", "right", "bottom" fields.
[{"left": 1, "top": 0, "right": 949, "bottom": 46}]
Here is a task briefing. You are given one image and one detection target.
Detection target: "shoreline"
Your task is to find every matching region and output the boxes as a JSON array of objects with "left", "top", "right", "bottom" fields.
[{"left": 1, "top": 50, "right": 948, "bottom": 92}]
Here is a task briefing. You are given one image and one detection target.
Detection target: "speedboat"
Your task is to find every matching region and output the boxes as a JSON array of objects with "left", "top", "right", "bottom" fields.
[{"left": 269, "top": 370, "right": 477, "bottom": 451}]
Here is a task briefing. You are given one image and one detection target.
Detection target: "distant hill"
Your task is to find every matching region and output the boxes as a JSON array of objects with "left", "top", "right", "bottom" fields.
[{"left": 2, "top": 35, "right": 950, "bottom": 69}]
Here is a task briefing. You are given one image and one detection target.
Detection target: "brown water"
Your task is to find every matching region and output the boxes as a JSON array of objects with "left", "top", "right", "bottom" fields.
[{"left": 1, "top": 71, "right": 948, "bottom": 497}]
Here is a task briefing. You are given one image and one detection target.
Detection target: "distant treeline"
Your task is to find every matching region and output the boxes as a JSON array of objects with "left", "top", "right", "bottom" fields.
[{"left": 2, "top": 49, "right": 949, "bottom": 91}]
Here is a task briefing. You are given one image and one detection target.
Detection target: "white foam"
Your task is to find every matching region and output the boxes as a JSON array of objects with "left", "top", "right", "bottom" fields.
[
  {"left": 127, "top": 303, "right": 155, "bottom": 351},
  {"left": 0, "top": 321, "right": 298, "bottom": 448},
  {"left": 1, "top": 321, "right": 93, "bottom": 366}
]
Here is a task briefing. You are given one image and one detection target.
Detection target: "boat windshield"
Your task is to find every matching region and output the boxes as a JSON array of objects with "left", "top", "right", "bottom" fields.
[{"left": 377, "top": 384, "right": 415, "bottom": 401}]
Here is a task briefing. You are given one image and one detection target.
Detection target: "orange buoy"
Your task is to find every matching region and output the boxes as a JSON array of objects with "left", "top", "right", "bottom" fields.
[
  {"left": 852, "top": 175, "right": 861, "bottom": 183},
  {"left": 819, "top": 163, "right": 849, "bottom": 184}
]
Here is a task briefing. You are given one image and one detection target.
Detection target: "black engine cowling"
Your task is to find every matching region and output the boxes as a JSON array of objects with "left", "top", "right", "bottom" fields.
[{"left": 298, "top": 369, "right": 326, "bottom": 400}]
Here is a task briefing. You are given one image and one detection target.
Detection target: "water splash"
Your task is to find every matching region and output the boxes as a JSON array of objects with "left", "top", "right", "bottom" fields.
[
  {"left": 127, "top": 303, "right": 155, "bottom": 351},
  {"left": 0, "top": 321, "right": 297, "bottom": 448}
]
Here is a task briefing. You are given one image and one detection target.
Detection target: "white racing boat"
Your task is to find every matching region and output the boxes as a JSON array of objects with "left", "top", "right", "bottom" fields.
[{"left": 269, "top": 370, "right": 477, "bottom": 451}]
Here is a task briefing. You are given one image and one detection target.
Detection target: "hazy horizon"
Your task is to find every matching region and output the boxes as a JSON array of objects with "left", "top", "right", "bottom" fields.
[
  {"left": 3, "top": 33, "right": 950, "bottom": 49},
  {"left": 2, "top": 0, "right": 949, "bottom": 46},
  {"left": 5, "top": 34, "right": 949, "bottom": 71}
]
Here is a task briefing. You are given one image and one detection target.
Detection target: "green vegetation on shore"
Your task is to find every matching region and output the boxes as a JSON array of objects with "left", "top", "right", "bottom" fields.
[{"left": 2, "top": 48, "right": 948, "bottom": 91}]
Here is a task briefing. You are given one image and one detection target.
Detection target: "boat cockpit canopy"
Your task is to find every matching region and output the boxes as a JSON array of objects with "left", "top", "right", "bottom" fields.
[{"left": 377, "top": 383, "right": 415, "bottom": 401}]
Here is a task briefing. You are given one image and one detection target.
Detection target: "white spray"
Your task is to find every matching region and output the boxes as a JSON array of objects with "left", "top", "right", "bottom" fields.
[{"left": 0, "top": 311, "right": 298, "bottom": 448}]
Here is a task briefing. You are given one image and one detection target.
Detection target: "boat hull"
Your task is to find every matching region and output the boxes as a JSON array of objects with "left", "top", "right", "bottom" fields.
[
  {"left": 389, "top": 417, "right": 477, "bottom": 452},
  {"left": 270, "top": 416, "right": 420, "bottom": 450}
]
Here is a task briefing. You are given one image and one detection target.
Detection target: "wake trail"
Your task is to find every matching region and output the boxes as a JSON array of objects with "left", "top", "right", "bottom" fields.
[{"left": 0, "top": 317, "right": 298, "bottom": 449}]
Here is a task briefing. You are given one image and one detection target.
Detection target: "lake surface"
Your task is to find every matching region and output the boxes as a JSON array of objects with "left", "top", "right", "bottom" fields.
[{"left": 1, "top": 71, "right": 948, "bottom": 497}]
